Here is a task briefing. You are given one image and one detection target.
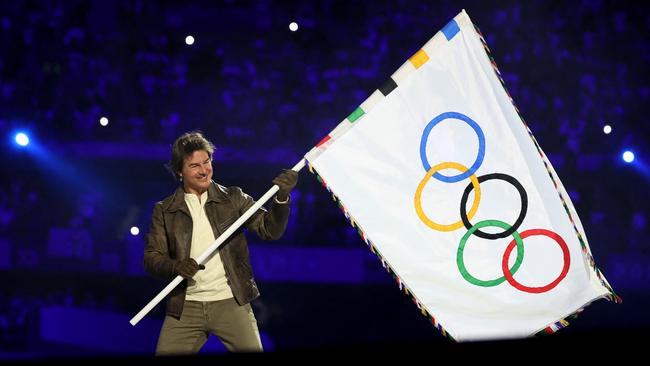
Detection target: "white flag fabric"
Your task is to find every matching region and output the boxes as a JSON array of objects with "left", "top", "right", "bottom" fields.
[{"left": 305, "top": 10, "right": 617, "bottom": 341}]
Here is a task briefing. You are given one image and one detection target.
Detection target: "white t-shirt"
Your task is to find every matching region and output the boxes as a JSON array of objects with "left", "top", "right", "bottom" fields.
[{"left": 184, "top": 191, "right": 234, "bottom": 301}]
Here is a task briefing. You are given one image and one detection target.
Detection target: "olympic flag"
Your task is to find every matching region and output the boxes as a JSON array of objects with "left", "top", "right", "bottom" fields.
[{"left": 304, "top": 10, "right": 617, "bottom": 341}]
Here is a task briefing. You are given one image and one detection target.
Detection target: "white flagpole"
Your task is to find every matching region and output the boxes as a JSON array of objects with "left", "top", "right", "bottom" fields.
[{"left": 130, "top": 158, "right": 306, "bottom": 326}]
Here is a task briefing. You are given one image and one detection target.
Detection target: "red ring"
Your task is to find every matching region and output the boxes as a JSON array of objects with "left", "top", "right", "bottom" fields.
[{"left": 501, "top": 229, "right": 570, "bottom": 294}]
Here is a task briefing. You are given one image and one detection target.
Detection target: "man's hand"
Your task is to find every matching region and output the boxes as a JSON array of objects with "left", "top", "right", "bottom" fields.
[
  {"left": 273, "top": 169, "right": 298, "bottom": 202},
  {"left": 174, "top": 258, "right": 205, "bottom": 279}
]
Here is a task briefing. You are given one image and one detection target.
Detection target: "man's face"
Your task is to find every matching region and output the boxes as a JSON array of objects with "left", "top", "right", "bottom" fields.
[{"left": 180, "top": 150, "right": 213, "bottom": 195}]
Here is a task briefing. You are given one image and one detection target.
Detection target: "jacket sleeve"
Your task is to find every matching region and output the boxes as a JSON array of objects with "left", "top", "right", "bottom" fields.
[
  {"left": 143, "top": 202, "right": 177, "bottom": 280},
  {"left": 232, "top": 186, "right": 290, "bottom": 240}
]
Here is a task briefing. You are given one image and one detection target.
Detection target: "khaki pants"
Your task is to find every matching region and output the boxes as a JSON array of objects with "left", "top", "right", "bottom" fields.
[{"left": 155, "top": 298, "right": 263, "bottom": 355}]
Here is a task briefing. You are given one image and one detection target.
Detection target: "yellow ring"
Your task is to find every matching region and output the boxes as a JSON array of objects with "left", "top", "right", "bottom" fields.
[{"left": 414, "top": 162, "right": 481, "bottom": 231}]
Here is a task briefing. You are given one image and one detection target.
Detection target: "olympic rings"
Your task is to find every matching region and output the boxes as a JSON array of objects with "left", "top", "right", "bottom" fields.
[
  {"left": 420, "top": 112, "right": 486, "bottom": 183},
  {"left": 415, "top": 162, "right": 481, "bottom": 231},
  {"left": 501, "top": 229, "right": 571, "bottom": 294},
  {"left": 414, "top": 110, "right": 570, "bottom": 294},
  {"left": 457, "top": 220, "right": 524, "bottom": 287},
  {"left": 459, "top": 173, "right": 528, "bottom": 239}
]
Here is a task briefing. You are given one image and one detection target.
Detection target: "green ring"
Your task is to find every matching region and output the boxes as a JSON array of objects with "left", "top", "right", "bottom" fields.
[{"left": 457, "top": 219, "right": 524, "bottom": 287}]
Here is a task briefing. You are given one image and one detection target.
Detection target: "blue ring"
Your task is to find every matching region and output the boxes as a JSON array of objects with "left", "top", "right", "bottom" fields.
[{"left": 419, "top": 112, "right": 486, "bottom": 183}]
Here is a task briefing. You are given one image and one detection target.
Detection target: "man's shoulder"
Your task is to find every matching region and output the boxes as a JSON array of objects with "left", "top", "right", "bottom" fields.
[
  {"left": 153, "top": 194, "right": 173, "bottom": 212},
  {"left": 210, "top": 181, "right": 247, "bottom": 200},
  {"left": 153, "top": 186, "right": 183, "bottom": 211},
  {"left": 157, "top": 193, "right": 174, "bottom": 206},
  {"left": 152, "top": 183, "right": 249, "bottom": 210}
]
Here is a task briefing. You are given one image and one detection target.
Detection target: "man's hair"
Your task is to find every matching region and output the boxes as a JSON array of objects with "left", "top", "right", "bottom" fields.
[{"left": 167, "top": 131, "right": 216, "bottom": 180}]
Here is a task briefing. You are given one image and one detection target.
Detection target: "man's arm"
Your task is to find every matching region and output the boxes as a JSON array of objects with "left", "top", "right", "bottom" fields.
[
  {"left": 238, "top": 169, "right": 298, "bottom": 240},
  {"left": 143, "top": 203, "right": 177, "bottom": 280}
]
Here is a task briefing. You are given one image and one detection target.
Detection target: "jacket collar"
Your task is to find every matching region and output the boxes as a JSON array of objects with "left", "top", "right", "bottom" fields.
[{"left": 163, "top": 181, "right": 227, "bottom": 214}]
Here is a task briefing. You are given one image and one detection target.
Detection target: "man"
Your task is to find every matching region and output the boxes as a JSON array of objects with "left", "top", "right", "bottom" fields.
[{"left": 144, "top": 131, "right": 298, "bottom": 354}]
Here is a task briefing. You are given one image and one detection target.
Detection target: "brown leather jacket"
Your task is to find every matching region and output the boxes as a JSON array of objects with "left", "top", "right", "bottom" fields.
[{"left": 144, "top": 181, "right": 290, "bottom": 319}]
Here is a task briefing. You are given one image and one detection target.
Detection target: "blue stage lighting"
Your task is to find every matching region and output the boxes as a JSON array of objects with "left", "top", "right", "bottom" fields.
[
  {"left": 622, "top": 150, "right": 635, "bottom": 163},
  {"left": 15, "top": 132, "right": 29, "bottom": 146}
]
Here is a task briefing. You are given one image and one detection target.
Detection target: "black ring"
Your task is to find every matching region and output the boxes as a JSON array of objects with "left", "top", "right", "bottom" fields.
[{"left": 459, "top": 173, "right": 528, "bottom": 239}]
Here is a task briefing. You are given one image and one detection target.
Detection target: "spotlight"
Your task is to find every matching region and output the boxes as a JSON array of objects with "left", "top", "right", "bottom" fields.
[
  {"left": 130, "top": 226, "right": 140, "bottom": 236},
  {"left": 603, "top": 125, "right": 612, "bottom": 134},
  {"left": 289, "top": 22, "right": 299, "bottom": 32},
  {"left": 185, "top": 35, "right": 195, "bottom": 45},
  {"left": 100, "top": 116, "right": 109, "bottom": 126},
  {"left": 622, "top": 150, "right": 635, "bottom": 163},
  {"left": 15, "top": 132, "right": 29, "bottom": 147}
]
